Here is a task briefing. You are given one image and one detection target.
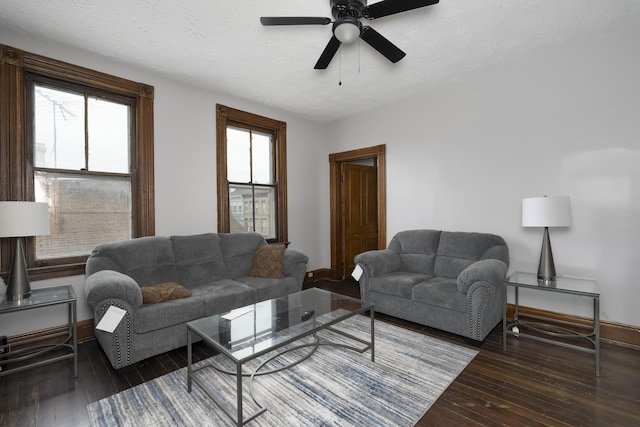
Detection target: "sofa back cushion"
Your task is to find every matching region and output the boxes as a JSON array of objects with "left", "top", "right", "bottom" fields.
[
  {"left": 434, "top": 231, "right": 509, "bottom": 279},
  {"left": 220, "top": 232, "right": 268, "bottom": 278},
  {"left": 86, "top": 236, "right": 179, "bottom": 285},
  {"left": 171, "top": 233, "right": 226, "bottom": 287},
  {"left": 388, "top": 229, "right": 442, "bottom": 275}
]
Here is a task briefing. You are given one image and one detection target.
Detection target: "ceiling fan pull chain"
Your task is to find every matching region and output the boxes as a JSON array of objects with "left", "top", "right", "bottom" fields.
[{"left": 339, "top": 49, "right": 343, "bottom": 86}]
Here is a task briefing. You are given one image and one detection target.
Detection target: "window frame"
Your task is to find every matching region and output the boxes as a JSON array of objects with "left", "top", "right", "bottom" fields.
[
  {"left": 0, "top": 44, "right": 155, "bottom": 281},
  {"left": 216, "top": 104, "right": 287, "bottom": 243}
]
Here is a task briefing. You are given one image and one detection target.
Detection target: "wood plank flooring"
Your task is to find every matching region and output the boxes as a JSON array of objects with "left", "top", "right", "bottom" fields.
[{"left": 1, "top": 279, "right": 639, "bottom": 426}]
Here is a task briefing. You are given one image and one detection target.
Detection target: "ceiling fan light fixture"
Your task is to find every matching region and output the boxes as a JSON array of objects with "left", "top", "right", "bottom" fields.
[{"left": 334, "top": 21, "right": 361, "bottom": 44}]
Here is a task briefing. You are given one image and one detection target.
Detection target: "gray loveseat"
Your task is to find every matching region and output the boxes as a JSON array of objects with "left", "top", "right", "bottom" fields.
[
  {"left": 354, "top": 229, "right": 509, "bottom": 343},
  {"left": 84, "top": 232, "right": 308, "bottom": 371}
]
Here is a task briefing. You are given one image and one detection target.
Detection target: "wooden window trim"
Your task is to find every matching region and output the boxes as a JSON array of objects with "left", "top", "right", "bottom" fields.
[
  {"left": 216, "top": 104, "right": 287, "bottom": 242},
  {"left": 0, "top": 44, "right": 155, "bottom": 281}
]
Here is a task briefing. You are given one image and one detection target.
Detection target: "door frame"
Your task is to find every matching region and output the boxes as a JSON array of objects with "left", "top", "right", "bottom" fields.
[{"left": 329, "top": 144, "right": 387, "bottom": 279}]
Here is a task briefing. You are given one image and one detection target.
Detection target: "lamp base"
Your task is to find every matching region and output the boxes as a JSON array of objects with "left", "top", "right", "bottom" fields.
[
  {"left": 5, "top": 238, "right": 32, "bottom": 301},
  {"left": 537, "top": 227, "right": 557, "bottom": 288}
]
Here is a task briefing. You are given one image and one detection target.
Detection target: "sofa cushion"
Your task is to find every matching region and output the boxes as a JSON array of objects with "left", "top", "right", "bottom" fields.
[
  {"left": 86, "top": 236, "right": 179, "bottom": 285},
  {"left": 249, "top": 244, "right": 285, "bottom": 278},
  {"left": 221, "top": 232, "right": 266, "bottom": 278},
  {"left": 134, "top": 293, "right": 204, "bottom": 334},
  {"left": 141, "top": 282, "right": 191, "bottom": 304},
  {"left": 370, "top": 272, "right": 432, "bottom": 298},
  {"left": 171, "top": 234, "right": 226, "bottom": 286},
  {"left": 191, "top": 279, "right": 258, "bottom": 316},
  {"left": 434, "top": 231, "right": 509, "bottom": 279},
  {"left": 412, "top": 278, "right": 466, "bottom": 312},
  {"left": 388, "top": 229, "right": 441, "bottom": 275},
  {"left": 238, "top": 275, "right": 299, "bottom": 301}
]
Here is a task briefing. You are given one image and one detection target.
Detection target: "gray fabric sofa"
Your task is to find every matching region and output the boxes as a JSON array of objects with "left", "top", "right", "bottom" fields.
[
  {"left": 84, "top": 232, "right": 309, "bottom": 371},
  {"left": 354, "top": 229, "right": 509, "bottom": 343}
]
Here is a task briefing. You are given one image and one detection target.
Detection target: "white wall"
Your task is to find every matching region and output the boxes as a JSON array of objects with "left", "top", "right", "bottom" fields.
[
  {"left": 327, "top": 28, "right": 640, "bottom": 327},
  {"left": 0, "top": 30, "right": 330, "bottom": 336}
]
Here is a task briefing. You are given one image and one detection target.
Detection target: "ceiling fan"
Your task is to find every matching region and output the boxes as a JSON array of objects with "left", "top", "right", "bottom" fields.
[{"left": 260, "top": 0, "right": 439, "bottom": 69}]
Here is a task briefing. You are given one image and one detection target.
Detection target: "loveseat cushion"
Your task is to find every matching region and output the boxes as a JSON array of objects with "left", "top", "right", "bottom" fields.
[
  {"left": 388, "top": 230, "right": 441, "bottom": 274},
  {"left": 412, "top": 278, "right": 466, "bottom": 312},
  {"left": 434, "top": 231, "right": 509, "bottom": 279},
  {"left": 370, "top": 272, "right": 432, "bottom": 298},
  {"left": 171, "top": 233, "right": 226, "bottom": 286}
]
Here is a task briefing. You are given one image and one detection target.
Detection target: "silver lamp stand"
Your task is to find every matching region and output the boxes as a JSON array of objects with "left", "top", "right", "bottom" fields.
[
  {"left": 537, "top": 227, "right": 556, "bottom": 287},
  {"left": 6, "top": 237, "right": 32, "bottom": 300}
]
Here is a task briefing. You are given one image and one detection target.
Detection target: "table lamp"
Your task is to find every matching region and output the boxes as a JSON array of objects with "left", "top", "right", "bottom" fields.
[
  {"left": 522, "top": 196, "right": 572, "bottom": 286},
  {"left": 0, "top": 202, "right": 50, "bottom": 300}
]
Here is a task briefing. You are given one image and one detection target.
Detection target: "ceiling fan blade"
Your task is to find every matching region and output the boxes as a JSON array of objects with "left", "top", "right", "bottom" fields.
[
  {"left": 260, "top": 17, "right": 332, "bottom": 26},
  {"left": 314, "top": 36, "right": 342, "bottom": 69},
  {"left": 360, "top": 26, "right": 406, "bottom": 63},
  {"left": 364, "top": 0, "right": 439, "bottom": 19}
]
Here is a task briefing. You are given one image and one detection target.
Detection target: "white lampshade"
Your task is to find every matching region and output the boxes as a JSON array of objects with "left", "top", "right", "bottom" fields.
[
  {"left": 334, "top": 22, "right": 361, "bottom": 44},
  {"left": 522, "top": 196, "right": 572, "bottom": 228},
  {"left": 0, "top": 202, "right": 50, "bottom": 237}
]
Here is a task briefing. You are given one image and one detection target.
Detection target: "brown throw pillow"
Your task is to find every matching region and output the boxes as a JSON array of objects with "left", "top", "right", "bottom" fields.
[
  {"left": 249, "top": 244, "right": 286, "bottom": 278},
  {"left": 141, "top": 282, "right": 191, "bottom": 304}
]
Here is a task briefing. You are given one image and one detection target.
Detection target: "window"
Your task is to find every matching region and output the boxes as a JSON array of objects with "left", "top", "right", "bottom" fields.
[
  {"left": 0, "top": 44, "right": 154, "bottom": 280},
  {"left": 216, "top": 105, "right": 287, "bottom": 243}
]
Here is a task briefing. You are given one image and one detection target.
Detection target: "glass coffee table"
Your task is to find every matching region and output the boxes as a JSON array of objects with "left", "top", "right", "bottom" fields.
[{"left": 186, "top": 288, "right": 374, "bottom": 426}]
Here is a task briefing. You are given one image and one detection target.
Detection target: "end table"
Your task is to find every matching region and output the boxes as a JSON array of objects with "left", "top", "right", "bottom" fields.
[
  {"left": 503, "top": 272, "right": 600, "bottom": 377},
  {"left": 0, "top": 285, "right": 77, "bottom": 378}
]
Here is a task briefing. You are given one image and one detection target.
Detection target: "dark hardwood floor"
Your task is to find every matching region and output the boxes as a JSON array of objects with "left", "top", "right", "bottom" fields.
[{"left": 1, "top": 279, "right": 639, "bottom": 426}]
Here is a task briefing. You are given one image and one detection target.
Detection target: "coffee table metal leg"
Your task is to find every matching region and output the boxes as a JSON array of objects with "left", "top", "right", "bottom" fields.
[
  {"left": 187, "top": 330, "right": 192, "bottom": 392},
  {"left": 236, "top": 361, "right": 243, "bottom": 426},
  {"left": 370, "top": 307, "right": 375, "bottom": 362}
]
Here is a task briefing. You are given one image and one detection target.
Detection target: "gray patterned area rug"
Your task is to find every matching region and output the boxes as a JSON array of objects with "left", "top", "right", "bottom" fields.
[{"left": 87, "top": 315, "right": 477, "bottom": 427}]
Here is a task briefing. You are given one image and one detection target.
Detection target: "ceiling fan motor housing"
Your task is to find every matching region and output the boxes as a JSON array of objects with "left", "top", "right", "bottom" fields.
[{"left": 331, "top": 0, "right": 367, "bottom": 20}]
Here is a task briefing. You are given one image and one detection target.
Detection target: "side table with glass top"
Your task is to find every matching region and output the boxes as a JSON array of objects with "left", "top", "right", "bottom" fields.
[
  {"left": 0, "top": 285, "right": 78, "bottom": 378},
  {"left": 503, "top": 272, "right": 600, "bottom": 377}
]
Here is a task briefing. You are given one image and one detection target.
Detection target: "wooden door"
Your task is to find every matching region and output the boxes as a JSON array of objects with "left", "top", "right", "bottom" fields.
[{"left": 342, "top": 163, "right": 378, "bottom": 278}]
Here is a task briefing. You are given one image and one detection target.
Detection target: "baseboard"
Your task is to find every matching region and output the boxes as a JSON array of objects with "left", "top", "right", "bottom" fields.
[
  {"left": 506, "top": 304, "right": 640, "bottom": 349},
  {"left": 303, "top": 268, "right": 335, "bottom": 283},
  {"left": 6, "top": 319, "right": 95, "bottom": 349},
  {"left": 6, "top": 304, "right": 639, "bottom": 350}
]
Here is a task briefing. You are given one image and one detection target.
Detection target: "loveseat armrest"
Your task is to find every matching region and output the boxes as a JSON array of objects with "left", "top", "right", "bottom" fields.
[
  {"left": 354, "top": 249, "right": 401, "bottom": 277},
  {"left": 84, "top": 270, "right": 143, "bottom": 309},
  {"left": 456, "top": 259, "right": 508, "bottom": 294},
  {"left": 284, "top": 249, "right": 309, "bottom": 276}
]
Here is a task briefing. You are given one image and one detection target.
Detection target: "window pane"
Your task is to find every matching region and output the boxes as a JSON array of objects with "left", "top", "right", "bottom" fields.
[
  {"left": 227, "top": 127, "right": 250, "bottom": 182},
  {"left": 228, "top": 184, "right": 276, "bottom": 239},
  {"left": 34, "top": 171, "right": 132, "bottom": 259},
  {"left": 252, "top": 131, "right": 273, "bottom": 184},
  {"left": 88, "top": 97, "right": 130, "bottom": 173},
  {"left": 34, "top": 85, "right": 85, "bottom": 170}
]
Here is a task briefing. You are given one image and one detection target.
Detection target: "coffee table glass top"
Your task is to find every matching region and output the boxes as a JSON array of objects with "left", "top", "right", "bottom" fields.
[{"left": 187, "top": 288, "right": 372, "bottom": 362}]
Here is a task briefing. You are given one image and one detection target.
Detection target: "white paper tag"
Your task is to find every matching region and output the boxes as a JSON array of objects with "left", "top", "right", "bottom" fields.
[
  {"left": 96, "top": 305, "right": 127, "bottom": 333},
  {"left": 351, "top": 264, "right": 363, "bottom": 281}
]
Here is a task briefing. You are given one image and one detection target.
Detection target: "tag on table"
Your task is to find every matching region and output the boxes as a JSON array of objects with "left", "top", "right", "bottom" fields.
[
  {"left": 96, "top": 305, "right": 127, "bottom": 333},
  {"left": 351, "top": 265, "right": 363, "bottom": 281}
]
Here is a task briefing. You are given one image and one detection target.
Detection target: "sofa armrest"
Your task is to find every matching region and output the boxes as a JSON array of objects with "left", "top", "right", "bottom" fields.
[
  {"left": 456, "top": 259, "right": 507, "bottom": 294},
  {"left": 84, "top": 270, "right": 143, "bottom": 309},
  {"left": 354, "top": 249, "right": 401, "bottom": 277},
  {"left": 283, "top": 249, "right": 309, "bottom": 276}
]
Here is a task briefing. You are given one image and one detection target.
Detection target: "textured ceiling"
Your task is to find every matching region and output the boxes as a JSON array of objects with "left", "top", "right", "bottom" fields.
[{"left": 1, "top": 0, "right": 639, "bottom": 123}]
